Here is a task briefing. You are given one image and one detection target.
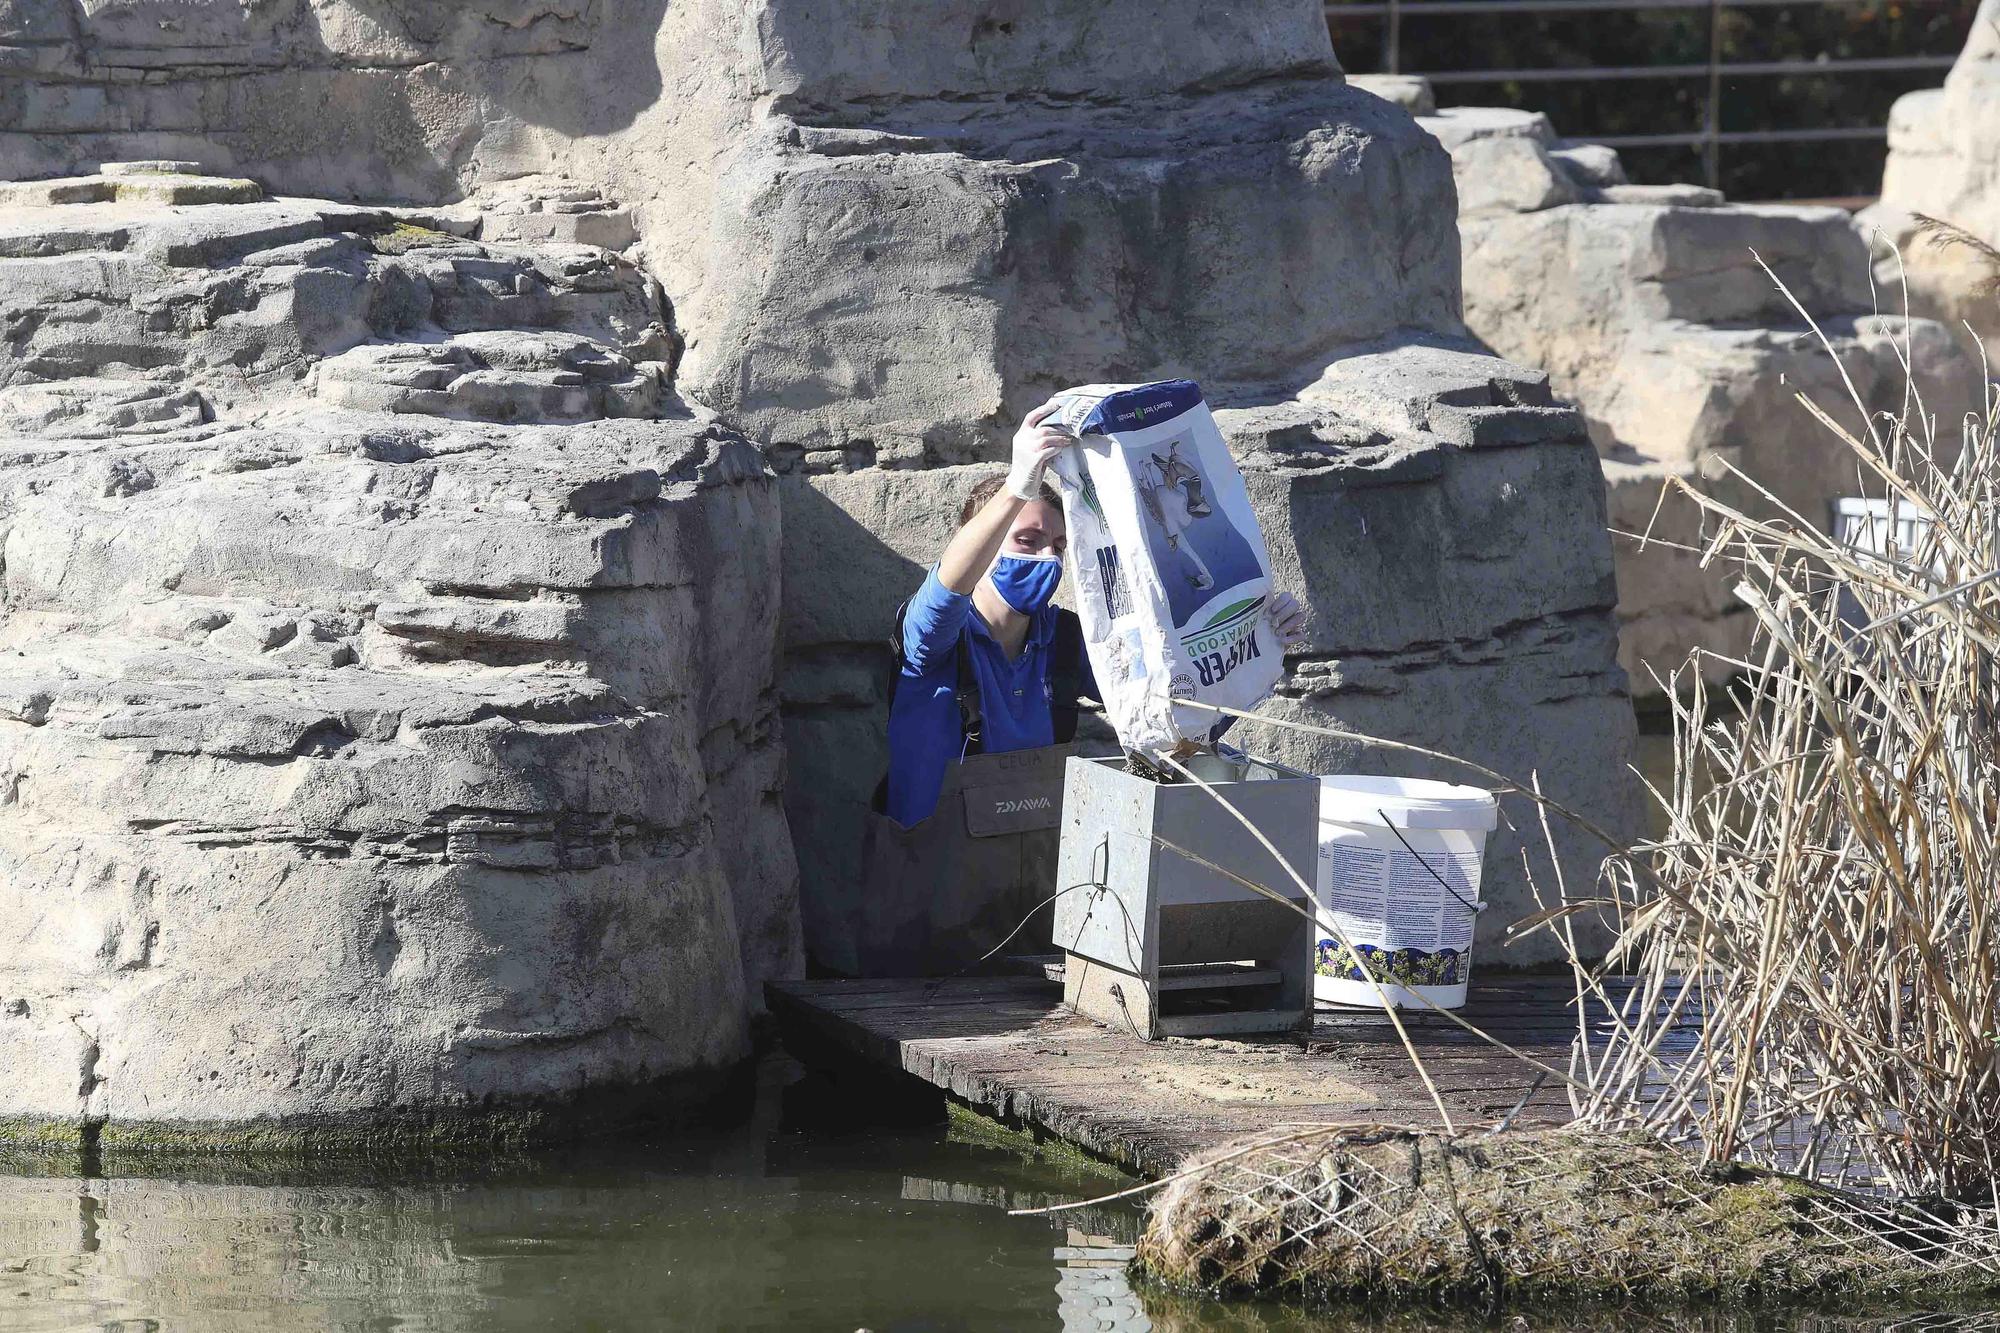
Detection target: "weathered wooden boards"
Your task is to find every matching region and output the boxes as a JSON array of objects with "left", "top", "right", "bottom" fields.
[{"left": 767, "top": 974, "right": 1631, "bottom": 1177}]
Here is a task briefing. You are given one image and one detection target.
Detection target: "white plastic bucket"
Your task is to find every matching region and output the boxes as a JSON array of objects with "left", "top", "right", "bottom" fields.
[{"left": 1312, "top": 775, "right": 1499, "bottom": 1010}]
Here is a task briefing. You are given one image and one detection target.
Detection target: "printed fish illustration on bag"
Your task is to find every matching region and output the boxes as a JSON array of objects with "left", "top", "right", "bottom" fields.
[{"left": 1043, "top": 380, "right": 1282, "bottom": 755}]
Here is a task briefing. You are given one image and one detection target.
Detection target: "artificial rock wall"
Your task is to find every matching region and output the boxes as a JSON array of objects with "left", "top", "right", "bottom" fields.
[
  {"left": 0, "top": 171, "right": 798, "bottom": 1147},
  {"left": 731, "top": 10, "right": 1644, "bottom": 972},
  {"left": 1373, "top": 84, "right": 1984, "bottom": 694},
  {"left": 1867, "top": 0, "right": 2000, "bottom": 368},
  {"left": 784, "top": 346, "right": 1636, "bottom": 975},
  {"left": 1, "top": 0, "right": 1648, "bottom": 1147}
]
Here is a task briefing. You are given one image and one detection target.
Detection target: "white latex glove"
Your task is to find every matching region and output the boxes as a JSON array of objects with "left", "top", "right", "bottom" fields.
[
  {"left": 1007, "top": 400, "right": 1073, "bottom": 500},
  {"left": 1268, "top": 590, "right": 1308, "bottom": 648}
]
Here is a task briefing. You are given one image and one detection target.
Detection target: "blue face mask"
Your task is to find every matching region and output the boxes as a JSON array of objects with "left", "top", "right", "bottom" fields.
[{"left": 988, "top": 552, "right": 1063, "bottom": 615}]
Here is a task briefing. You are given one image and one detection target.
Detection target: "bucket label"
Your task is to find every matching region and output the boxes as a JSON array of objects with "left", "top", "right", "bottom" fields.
[
  {"left": 1315, "top": 841, "right": 1481, "bottom": 987},
  {"left": 1317, "top": 939, "right": 1468, "bottom": 987}
]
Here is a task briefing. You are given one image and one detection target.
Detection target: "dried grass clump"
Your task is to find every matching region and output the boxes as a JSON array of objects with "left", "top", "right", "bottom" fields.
[
  {"left": 1912, "top": 212, "right": 2000, "bottom": 304},
  {"left": 1570, "top": 312, "right": 2000, "bottom": 1204},
  {"left": 1135, "top": 1285, "right": 1998, "bottom": 1333},
  {"left": 1135, "top": 1125, "right": 2000, "bottom": 1312}
]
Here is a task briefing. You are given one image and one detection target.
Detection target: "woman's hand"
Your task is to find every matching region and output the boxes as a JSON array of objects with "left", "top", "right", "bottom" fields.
[
  {"left": 1268, "top": 591, "right": 1308, "bottom": 648},
  {"left": 936, "top": 404, "right": 1069, "bottom": 594},
  {"left": 1008, "top": 401, "right": 1073, "bottom": 499}
]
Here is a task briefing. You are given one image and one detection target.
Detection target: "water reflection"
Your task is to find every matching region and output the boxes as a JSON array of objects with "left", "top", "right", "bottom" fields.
[
  {"left": 1055, "top": 1231, "right": 1147, "bottom": 1332},
  {"left": 897, "top": 1175, "right": 1146, "bottom": 1332},
  {"left": 0, "top": 1058, "right": 1994, "bottom": 1332},
  {"left": 0, "top": 1059, "right": 1141, "bottom": 1333},
  {"left": 1, "top": 1172, "right": 495, "bottom": 1332}
]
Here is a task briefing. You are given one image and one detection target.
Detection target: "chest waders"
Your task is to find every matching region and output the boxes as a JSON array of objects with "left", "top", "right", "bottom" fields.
[{"left": 854, "top": 604, "right": 1090, "bottom": 976}]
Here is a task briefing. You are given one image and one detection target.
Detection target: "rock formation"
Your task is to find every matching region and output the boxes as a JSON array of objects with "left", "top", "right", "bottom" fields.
[
  {"left": 0, "top": 169, "right": 798, "bottom": 1148},
  {"left": 1398, "top": 92, "right": 1982, "bottom": 692},
  {"left": 3, "top": 1, "right": 1652, "bottom": 1149},
  {"left": 701, "top": 14, "right": 1643, "bottom": 971},
  {"left": 783, "top": 347, "right": 1636, "bottom": 974},
  {"left": 1866, "top": 0, "right": 2000, "bottom": 367}
]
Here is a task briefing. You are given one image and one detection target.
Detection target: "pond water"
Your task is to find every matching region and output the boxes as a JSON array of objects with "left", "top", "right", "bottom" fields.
[
  {"left": 1, "top": 1057, "right": 1991, "bottom": 1333},
  {"left": 0, "top": 1055, "right": 1265, "bottom": 1333}
]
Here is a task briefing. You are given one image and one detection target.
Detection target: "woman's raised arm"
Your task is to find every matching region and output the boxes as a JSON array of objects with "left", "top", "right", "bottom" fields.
[{"left": 937, "top": 402, "right": 1071, "bottom": 593}]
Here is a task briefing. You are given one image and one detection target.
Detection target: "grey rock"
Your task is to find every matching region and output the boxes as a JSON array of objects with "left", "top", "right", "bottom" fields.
[
  {"left": 751, "top": 0, "right": 1336, "bottom": 103},
  {"left": 671, "top": 6, "right": 1636, "bottom": 967},
  {"left": 677, "top": 81, "right": 1463, "bottom": 459},
  {"left": 1420, "top": 106, "right": 1557, "bottom": 151},
  {"left": 1420, "top": 110, "right": 1577, "bottom": 220},
  {"left": 208, "top": 609, "right": 301, "bottom": 654},
  {"left": 1431, "top": 102, "right": 1984, "bottom": 696},
  {"left": 0, "top": 194, "right": 675, "bottom": 426},
  {"left": 0, "top": 170, "right": 263, "bottom": 208},
  {"left": 1348, "top": 74, "right": 1437, "bottom": 116},
  {"left": 0, "top": 380, "right": 206, "bottom": 439},
  {"left": 1873, "top": 4, "right": 2000, "bottom": 365},
  {"left": 125, "top": 599, "right": 237, "bottom": 643},
  {"left": 98, "top": 160, "right": 208, "bottom": 177},
  {"left": 1549, "top": 141, "right": 1627, "bottom": 189},
  {"left": 374, "top": 597, "right": 584, "bottom": 649},
  {"left": 0, "top": 179, "right": 799, "bottom": 1145},
  {"left": 1451, "top": 134, "right": 1580, "bottom": 218},
  {"left": 2, "top": 2, "right": 1645, "bottom": 1027},
  {"left": 782, "top": 337, "right": 1639, "bottom": 973},
  {"left": 0, "top": 0, "right": 1445, "bottom": 459},
  {"left": 1592, "top": 183, "right": 1723, "bottom": 208},
  {"left": 472, "top": 177, "right": 641, "bottom": 252},
  {"left": 314, "top": 332, "right": 667, "bottom": 422}
]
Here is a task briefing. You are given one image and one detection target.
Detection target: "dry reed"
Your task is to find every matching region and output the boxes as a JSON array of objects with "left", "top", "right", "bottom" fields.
[
  {"left": 1132, "top": 339, "right": 2000, "bottom": 1306},
  {"left": 1046, "top": 260, "right": 2000, "bottom": 1309},
  {"left": 1555, "top": 296, "right": 2000, "bottom": 1207}
]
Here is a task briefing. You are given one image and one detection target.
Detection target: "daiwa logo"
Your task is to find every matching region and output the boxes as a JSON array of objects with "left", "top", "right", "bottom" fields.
[{"left": 993, "top": 795, "right": 1054, "bottom": 815}]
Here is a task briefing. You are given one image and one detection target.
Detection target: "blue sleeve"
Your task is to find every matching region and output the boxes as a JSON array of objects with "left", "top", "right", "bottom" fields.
[{"left": 901, "top": 566, "right": 971, "bottom": 675}]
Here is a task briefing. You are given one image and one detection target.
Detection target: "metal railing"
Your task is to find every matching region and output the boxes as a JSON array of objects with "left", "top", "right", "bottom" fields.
[{"left": 1325, "top": 0, "right": 1964, "bottom": 187}]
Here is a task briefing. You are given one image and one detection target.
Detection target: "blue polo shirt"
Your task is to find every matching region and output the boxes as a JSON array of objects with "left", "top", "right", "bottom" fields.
[{"left": 883, "top": 566, "right": 1093, "bottom": 828}]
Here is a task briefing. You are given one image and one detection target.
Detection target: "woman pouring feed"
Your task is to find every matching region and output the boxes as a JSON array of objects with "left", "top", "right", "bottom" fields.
[{"left": 854, "top": 402, "right": 1309, "bottom": 975}]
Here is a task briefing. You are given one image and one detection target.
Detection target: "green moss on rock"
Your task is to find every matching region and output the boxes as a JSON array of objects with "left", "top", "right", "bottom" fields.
[
  {"left": 364, "top": 219, "right": 459, "bottom": 254},
  {"left": 0, "top": 1117, "right": 87, "bottom": 1152},
  {"left": 0, "top": 1062, "right": 754, "bottom": 1165},
  {"left": 945, "top": 1097, "right": 1132, "bottom": 1189}
]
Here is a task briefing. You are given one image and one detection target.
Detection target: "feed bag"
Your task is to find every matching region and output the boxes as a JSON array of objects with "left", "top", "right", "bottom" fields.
[{"left": 1045, "top": 380, "right": 1282, "bottom": 755}]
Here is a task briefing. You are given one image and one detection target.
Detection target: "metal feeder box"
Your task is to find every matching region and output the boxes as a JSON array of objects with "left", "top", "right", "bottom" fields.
[{"left": 1052, "top": 755, "right": 1315, "bottom": 1039}]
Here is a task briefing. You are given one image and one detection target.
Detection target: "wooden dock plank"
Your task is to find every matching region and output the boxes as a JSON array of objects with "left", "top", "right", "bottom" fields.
[{"left": 767, "top": 975, "right": 1593, "bottom": 1177}]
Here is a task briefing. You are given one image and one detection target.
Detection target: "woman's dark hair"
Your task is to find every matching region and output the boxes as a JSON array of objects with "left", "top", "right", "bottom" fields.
[{"left": 960, "top": 473, "right": 1061, "bottom": 526}]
